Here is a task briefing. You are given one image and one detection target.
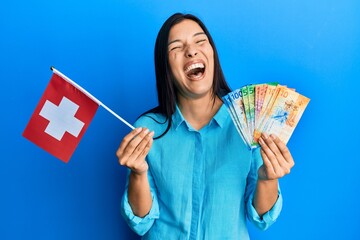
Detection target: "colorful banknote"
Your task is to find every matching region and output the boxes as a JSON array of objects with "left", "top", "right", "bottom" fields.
[
  {"left": 228, "top": 89, "right": 253, "bottom": 146},
  {"left": 223, "top": 83, "right": 310, "bottom": 149},
  {"left": 255, "top": 84, "right": 267, "bottom": 125}
]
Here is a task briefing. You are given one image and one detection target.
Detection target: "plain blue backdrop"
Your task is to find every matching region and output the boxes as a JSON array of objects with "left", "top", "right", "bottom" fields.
[{"left": 1, "top": 0, "right": 359, "bottom": 239}]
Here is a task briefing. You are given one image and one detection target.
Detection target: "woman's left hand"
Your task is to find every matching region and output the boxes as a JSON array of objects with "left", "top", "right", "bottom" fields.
[{"left": 257, "top": 133, "right": 295, "bottom": 181}]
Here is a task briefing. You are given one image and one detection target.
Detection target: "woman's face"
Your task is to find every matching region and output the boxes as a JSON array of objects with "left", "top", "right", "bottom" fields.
[{"left": 168, "top": 19, "right": 214, "bottom": 100}]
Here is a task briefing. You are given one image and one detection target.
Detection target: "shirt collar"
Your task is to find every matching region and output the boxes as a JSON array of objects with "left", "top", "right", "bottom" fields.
[
  {"left": 173, "top": 105, "right": 186, "bottom": 130},
  {"left": 213, "top": 103, "right": 228, "bottom": 128},
  {"left": 172, "top": 103, "right": 229, "bottom": 130}
]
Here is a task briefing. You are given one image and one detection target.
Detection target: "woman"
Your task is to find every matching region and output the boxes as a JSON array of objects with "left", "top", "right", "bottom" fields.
[{"left": 117, "top": 13, "right": 294, "bottom": 239}]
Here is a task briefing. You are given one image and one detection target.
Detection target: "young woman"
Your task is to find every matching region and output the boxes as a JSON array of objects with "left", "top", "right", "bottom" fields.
[{"left": 117, "top": 13, "right": 294, "bottom": 239}]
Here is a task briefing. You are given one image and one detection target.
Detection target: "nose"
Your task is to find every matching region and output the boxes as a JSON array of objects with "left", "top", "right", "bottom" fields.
[{"left": 185, "top": 45, "right": 198, "bottom": 58}]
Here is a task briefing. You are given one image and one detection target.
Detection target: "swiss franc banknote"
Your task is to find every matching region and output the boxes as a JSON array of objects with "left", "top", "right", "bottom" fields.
[{"left": 223, "top": 83, "right": 310, "bottom": 149}]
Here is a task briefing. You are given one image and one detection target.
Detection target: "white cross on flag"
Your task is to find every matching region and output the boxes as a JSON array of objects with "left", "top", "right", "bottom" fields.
[{"left": 23, "top": 73, "right": 99, "bottom": 163}]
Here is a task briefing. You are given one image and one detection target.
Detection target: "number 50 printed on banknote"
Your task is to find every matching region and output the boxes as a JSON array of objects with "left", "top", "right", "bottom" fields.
[{"left": 223, "top": 83, "right": 310, "bottom": 149}]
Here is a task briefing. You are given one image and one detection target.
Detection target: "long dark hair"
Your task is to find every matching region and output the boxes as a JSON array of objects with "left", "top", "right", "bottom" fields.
[{"left": 143, "top": 13, "right": 231, "bottom": 139}]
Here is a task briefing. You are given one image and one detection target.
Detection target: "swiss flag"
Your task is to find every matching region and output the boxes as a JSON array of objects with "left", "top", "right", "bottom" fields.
[{"left": 23, "top": 73, "right": 99, "bottom": 163}]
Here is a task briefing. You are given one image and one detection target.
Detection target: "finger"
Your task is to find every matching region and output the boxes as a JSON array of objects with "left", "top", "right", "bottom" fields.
[
  {"left": 117, "top": 128, "right": 149, "bottom": 165},
  {"left": 130, "top": 137, "right": 153, "bottom": 172},
  {"left": 260, "top": 148, "right": 276, "bottom": 178},
  {"left": 271, "top": 134, "right": 295, "bottom": 167},
  {"left": 263, "top": 134, "right": 293, "bottom": 176},
  {"left": 125, "top": 128, "right": 151, "bottom": 153},
  {"left": 122, "top": 128, "right": 150, "bottom": 153},
  {"left": 129, "top": 131, "right": 154, "bottom": 160},
  {"left": 126, "top": 133, "right": 153, "bottom": 173},
  {"left": 138, "top": 135, "right": 153, "bottom": 159},
  {"left": 259, "top": 134, "right": 282, "bottom": 164},
  {"left": 267, "top": 134, "right": 294, "bottom": 175},
  {"left": 261, "top": 133, "right": 284, "bottom": 160},
  {"left": 259, "top": 133, "right": 283, "bottom": 175},
  {"left": 116, "top": 127, "right": 142, "bottom": 157}
]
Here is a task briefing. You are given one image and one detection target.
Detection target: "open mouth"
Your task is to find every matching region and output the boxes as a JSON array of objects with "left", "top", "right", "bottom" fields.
[{"left": 184, "top": 62, "right": 205, "bottom": 80}]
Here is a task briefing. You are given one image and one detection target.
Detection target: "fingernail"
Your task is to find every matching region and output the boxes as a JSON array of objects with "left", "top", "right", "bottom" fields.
[
  {"left": 259, "top": 138, "right": 264, "bottom": 145},
  {"left": 144, "top": 128, "right": 149, "bottom": 134},
  {"left": 136, "top": 127, "right": 142, "bottom": 132},
  {"left": 262, "top": 133, "right": 268, "bottom": 139},
  {"left": 149, "top": 131, "right": 155, "bottom": 137},
  {"left": 270, "top": 134, "right": 276, "bottom": 140}
]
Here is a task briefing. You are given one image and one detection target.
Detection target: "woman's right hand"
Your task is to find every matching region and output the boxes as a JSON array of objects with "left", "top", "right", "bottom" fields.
[{"left": 116, "top": 127, "right": 154, "bottom": 175}]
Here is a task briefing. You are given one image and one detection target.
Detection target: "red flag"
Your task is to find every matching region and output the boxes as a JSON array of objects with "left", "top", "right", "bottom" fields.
[{"left": 23, "top": 73, "right": 99, "bottom": 163}]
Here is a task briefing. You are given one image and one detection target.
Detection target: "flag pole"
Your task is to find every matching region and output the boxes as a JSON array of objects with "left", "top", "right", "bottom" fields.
[{"left": 50, "top": 67, "right": 135, "bottom": 130}]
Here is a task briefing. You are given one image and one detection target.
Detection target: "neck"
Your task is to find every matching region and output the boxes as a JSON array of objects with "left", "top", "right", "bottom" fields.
[{"left": 177, "top": 93, "right": 222, "bottom": 130}]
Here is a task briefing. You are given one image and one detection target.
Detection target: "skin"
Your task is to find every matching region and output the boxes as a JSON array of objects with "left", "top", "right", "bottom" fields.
[
  {"left": 116, "top": 19, "right": 295, "bottom": 218},
  {"left": 167, "top": 19, "right": 222, "bottom": 130},
  {"left": 117, "top": 127, "right": 153, "bottom": 217},
  {"left": 168, "top": 20, "right": 215, "bottom": 102}
]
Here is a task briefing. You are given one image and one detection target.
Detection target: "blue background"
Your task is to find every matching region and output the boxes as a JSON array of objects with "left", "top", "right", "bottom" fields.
[{"left": 1, "top": 0, "right": 359, "bottom": 239}]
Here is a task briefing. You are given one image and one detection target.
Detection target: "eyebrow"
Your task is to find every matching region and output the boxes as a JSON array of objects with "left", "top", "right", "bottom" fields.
[{"left": 168, "top": 32, "right": 207, "bottom": 46}]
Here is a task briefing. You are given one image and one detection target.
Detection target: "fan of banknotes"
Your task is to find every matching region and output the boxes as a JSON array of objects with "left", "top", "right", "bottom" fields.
[{"left": 222, "top": 83, "right": 310, "bottom": 149}]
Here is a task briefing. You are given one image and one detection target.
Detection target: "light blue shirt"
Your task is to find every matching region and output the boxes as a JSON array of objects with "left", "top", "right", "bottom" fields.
[{"left": 121, "top": 104, "right": 282, "bottom": 240}]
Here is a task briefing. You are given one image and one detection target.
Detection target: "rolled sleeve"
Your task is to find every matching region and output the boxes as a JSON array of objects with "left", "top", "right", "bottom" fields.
[
  {"left": 121, "top": 188, "right": 160, "bottom": 236},
  {"left": 246, "top": 188, "right": 283, "bottom": 230},
  {"left": 245, "top": 147, "right": 283, "bottom": 230},
  {"left": 120, "top": 120, "right": 161, "bottom": 236},
  {"left": 120, "top": 164, "right": 160, "bottom": 236}
]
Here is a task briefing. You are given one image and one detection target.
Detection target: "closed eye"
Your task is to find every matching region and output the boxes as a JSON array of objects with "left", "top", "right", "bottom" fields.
[{"left": 170, "top": 46, "right": 182, "bottom": 51}]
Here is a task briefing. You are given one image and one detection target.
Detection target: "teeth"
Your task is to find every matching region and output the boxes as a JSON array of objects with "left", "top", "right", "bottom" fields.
[{"left": 185, "top": 63, "right": 205, "bottom": 73}]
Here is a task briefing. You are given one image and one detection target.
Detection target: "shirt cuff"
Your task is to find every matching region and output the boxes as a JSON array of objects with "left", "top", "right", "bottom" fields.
[
  {"left": 246, "top": 190, "right": 283, "bottom": 230},
  {"left": 121, "top": 190, "right": 160, "bottom": 235}
]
